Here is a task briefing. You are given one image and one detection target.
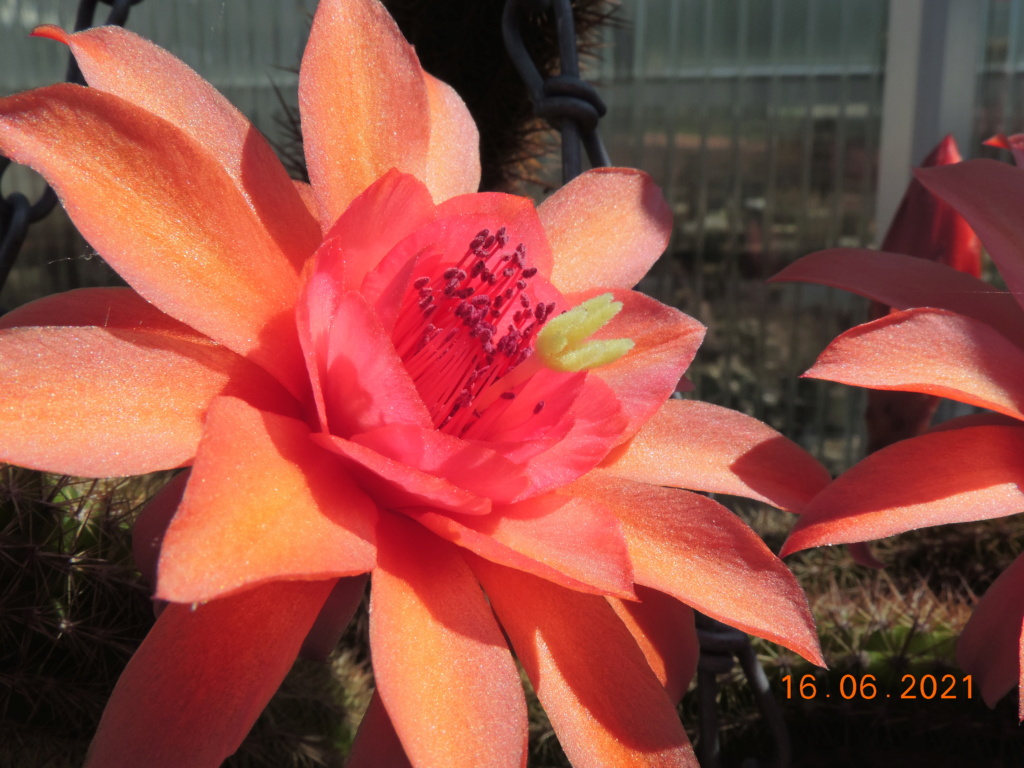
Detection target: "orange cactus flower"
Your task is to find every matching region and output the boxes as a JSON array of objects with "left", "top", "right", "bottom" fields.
[
  {"left": 0, "top": 1, "right": 828, "bottom": 766},
  {"left": 775, "top": 156, "right": 1024, "bottom": 718}
]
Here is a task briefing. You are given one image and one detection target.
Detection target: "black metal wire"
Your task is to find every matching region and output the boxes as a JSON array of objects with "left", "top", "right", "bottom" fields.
[
  {"left": 0, "top": 0, "right": 142, "bottom": 302},
  {"left": 501, "top": 0, "right": 610, "bottom": 183}
]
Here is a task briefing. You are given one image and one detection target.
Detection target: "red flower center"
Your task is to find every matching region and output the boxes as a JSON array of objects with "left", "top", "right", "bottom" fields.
[{"left": 392, "top": 226, "right": 556, "bottom": 433}]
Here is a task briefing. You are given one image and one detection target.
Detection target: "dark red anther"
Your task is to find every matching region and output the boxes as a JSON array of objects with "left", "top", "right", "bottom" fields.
[
  {"left": 482, "top": 235, "right": 495, "bottom": 251},
  {"left": 470, "top": 230, "right": 489, "bottom": 249},
  {"left": 418, "top": 295, "right": 434, "bottom": 309},
  {"left": 521, "top": 267, "right": 538, "bottom": 278},
  {"left": 504, "top": 287, "right": 515, "bottom": 300},
  {"left": 519, "top": 294, "right": 530, "bottom": 308},
  {"left": 513, "top": 310, "right": 524, "bottom": 323},
  {"left": 500, "top": 392, "right": 516, "bottom": 400},
  {"left": 413, "top": 276, "right": 430, "bottom": 289},
  {"left": 471, "top": 260, "right": 486, "bottom": 277},
  {"left": 456, "top": 287, "right": 475, "bottom": 299},
  {"left": 516, "top": 279, "right": 527, "bottom": 290},
  {"left": 534, "top": 304, "right": 545, "bottom": 321},
  {"left": 533, "top": 400, "right": 545, "bottom": 414},
  {"left": 496, "top": 226, "right": 509, "bottom": 247},
  {"left": 503, "top": 267, "right": 515, "bottom": 278},
  {"left": 471, "top": 295, "right": 491, "bottom": 307}
]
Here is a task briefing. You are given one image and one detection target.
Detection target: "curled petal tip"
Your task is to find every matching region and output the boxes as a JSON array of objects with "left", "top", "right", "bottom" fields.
[{"left": 31, "top": 24, "right": 69, "bottom": 44}]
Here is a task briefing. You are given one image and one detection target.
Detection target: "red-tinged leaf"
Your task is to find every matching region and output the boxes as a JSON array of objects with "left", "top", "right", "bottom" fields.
[
  {"left": 35, "top": 24, "right": 320, "bottom": 270},
  {"left": 0, "top": 325, "right": 295, "bottom": 477},
  {"left": 371, "top": 513, "right": 527, "bottom": 768},
  {"left": 600, "top": 399, "right": 831, "bottom": 512},
  {"left": 541, "top": 168, "right": 673, "bottom": 294},
  {"left": 805, "top": 308, "right": 1024, "bottom": 420},
  {"left": 156, "top": 397, "right": 376, "bottom": 604},
  {"left": 609, "top": 587, "right": 699, "bottom": 704},
  {"left": 84, "top": 580, "right": 335, "bottom": 768},
  {"left": 880, "top": 135, "right": 980, "bottom": 278},
  {"left": 346, "top": 690, "right": 414, "bottom": 768},
  {"left": 403, "top": 492, "right": 634, "bottom": 598},
  {"left": 957, "top": 552, "right": 1024, "bottom": 712},
  {"left": 783, "top": 425, "right": 1024, "bottom": 555},
  {"left": 0, "top": 84, "right": 308, "bottom": 397},
  {"left": 472, "top": 557, "right": 698, "bottom": 768},
  {"left": 916, "top": 159, "right": 1024, "bottom": 315},
  {"left": 568, "top": 473, "right": 824, "bottom": 666},
  {"left": 771, "top": 249, "right": 1024, "bottom": 347}
]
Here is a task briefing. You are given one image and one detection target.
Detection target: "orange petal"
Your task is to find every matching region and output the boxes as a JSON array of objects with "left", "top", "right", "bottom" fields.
[
  {"left": 0, "top": 325, "right": 294, "bottom": 477},
  {"left": 600, "top": 399, "right": 832, "bottom": 512},
  {"left": 571, "top": 288, "right": 706, "bottom": 442},
  {"left": 541, "top": 168, "right": 672, "bottom": 294},
  {"left": 917, "top": 159, "right": 1024, "bottom": 314},
  {"left": 472, "top": 557, "right": 698, "bottom": 768},
  {"left": 299, "top": 0, "right": 430, "bottom": 225},
  {"left": 771, "top": 248, "right": 1024, "bottom": 347},
  {"left": 346, "top": 690, "right": 414, "bottom": 768},
  {"left": 34, "top": 24, "right": 320, "bottom": 270},
  {"left": 517, "top": 375, "right": 629, "bottom": 496},
  {"left": 316, "top": 169, "right": 437, "bottom": 298},
  {"left": 783, "top": 424, "right": 1024, "bottom": 555},
  {"left": 84, "top": 579, "right": 335, "bottom": 768},
  {"left": 324, "top": 292, "right": 432, "bottom": 436},
  {"left": 431, "top": 192, "right": 556, "bottom": 277},
  {"left": 0, "top": 84, "right": 307, "bottom": 396},
  {"left": 805, "top": 308, "right": 1024, "bottom": 421},
  {"left": 313, "top": 432, "right": 492, "bottom": 515},
  {"left": 133, "top": 470, "right": 190, "bottom": 587},
  {"left": 156, "top": 397, "right": 376, "bottom": 603},
  {"left": 957, "top": 552, "right": 1024, "bottom": 711},
  {"left": 301, "top": 574, "right": 368, "bottom": 661},
  {"left": 609, "top": 586, "right": 699, "bottom": 704},
  {"left": 404, "top": 492, "right": 634, "bottom": 598},
  {"left": 353, "top": 423, "right": 530, "bottom": 503},
  {"left": 422, "top": 72, "right": 481, "bottom": 202},
  {"left": 0, "top": 286, "right": 196, "bottom": 337},
  {"left": 371, "top": 513, "right": 527, "bottom": 768},
  {"left": 569, "top": 473, "right": 824, "bottom": 666}
]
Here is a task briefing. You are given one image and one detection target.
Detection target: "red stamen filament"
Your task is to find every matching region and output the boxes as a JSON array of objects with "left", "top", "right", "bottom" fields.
[{"left": 391, "top": 228, "right": 554, "bottom": 434}]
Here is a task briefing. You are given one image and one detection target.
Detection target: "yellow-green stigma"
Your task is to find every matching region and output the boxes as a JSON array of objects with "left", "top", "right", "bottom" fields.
[{"left": 536, "top": 293, "right": 635, "bottom": 372}]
